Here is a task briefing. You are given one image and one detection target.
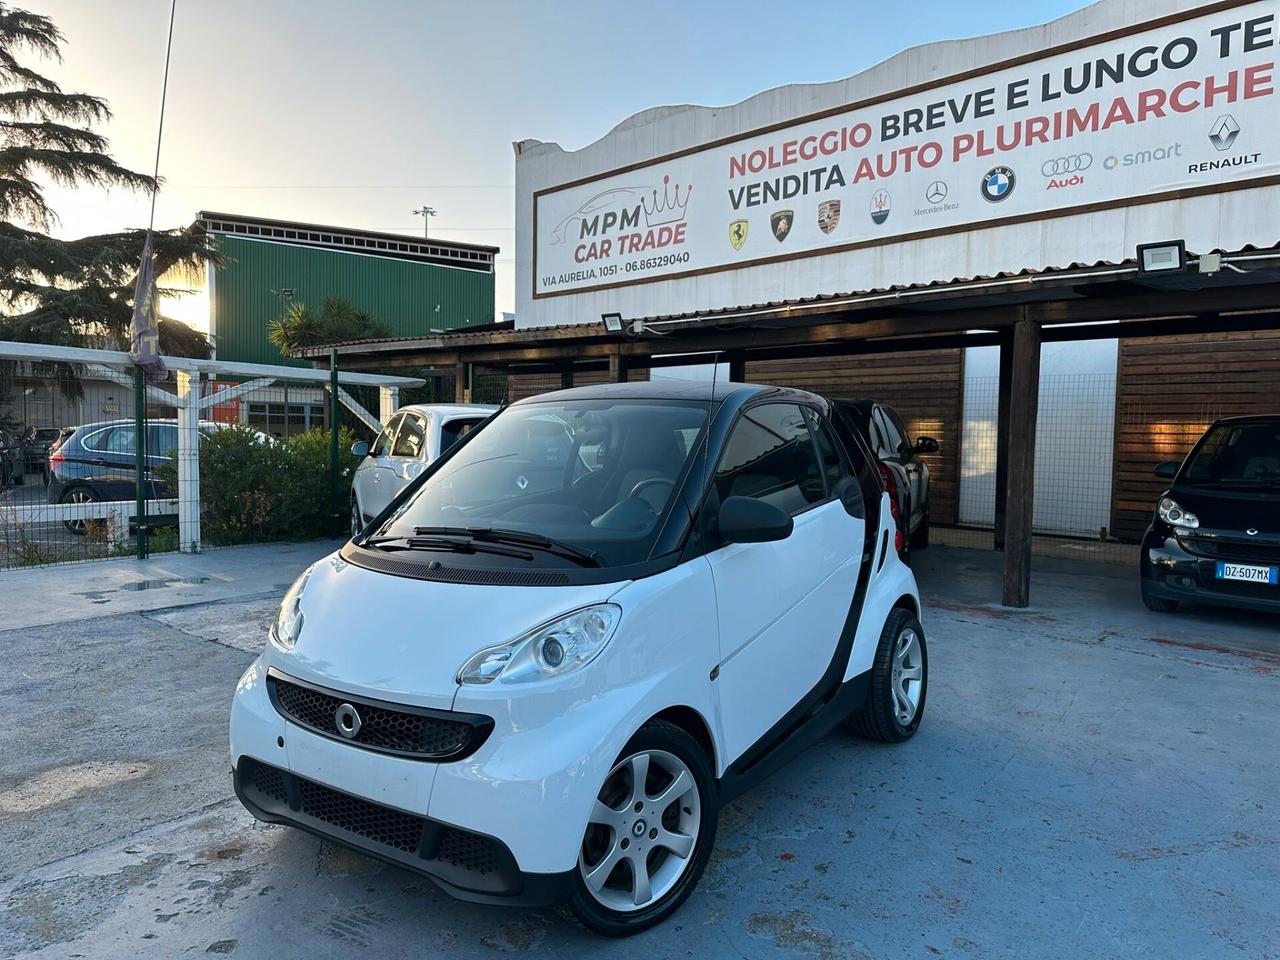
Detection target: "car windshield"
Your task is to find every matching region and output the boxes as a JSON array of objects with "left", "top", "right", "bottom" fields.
[
  {"left": 373, "top": 398, "right": 710, "bottom": 567},
  {"left": 1182, "top": 421, "right": 1280, "bottom": 487}
]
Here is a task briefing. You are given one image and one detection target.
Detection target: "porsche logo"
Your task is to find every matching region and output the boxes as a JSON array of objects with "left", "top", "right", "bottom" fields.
[
  {"left": 817, "top": 200, "right": 841, "bottom": 235},
  {"left": 770, "top": 209, "right": 793, "bottom": 243},
  {"left": 728, "top": 219, "right": 748, "bottom": 251}
]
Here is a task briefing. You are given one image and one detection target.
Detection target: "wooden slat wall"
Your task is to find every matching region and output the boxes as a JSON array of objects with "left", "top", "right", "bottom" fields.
[
  {"left": 505, "top": 367, "right": 648, "bottom": 403},
  {"left": 1111, "top": 330, "right": 1280, "bottom": 541},
  {"left": 747, "top": 349, "right": 964, "bottom": 525}
]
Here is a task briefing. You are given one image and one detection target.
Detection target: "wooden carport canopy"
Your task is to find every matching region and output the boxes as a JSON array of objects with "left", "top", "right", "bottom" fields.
[{"left": 298, "top": 247, "right": 1280, "bottom": 608}]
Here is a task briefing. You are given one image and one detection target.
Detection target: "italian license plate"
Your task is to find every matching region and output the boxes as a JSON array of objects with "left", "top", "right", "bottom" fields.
[{"left": 1215, "top": 562, "right": 1279, "bottom": 585}]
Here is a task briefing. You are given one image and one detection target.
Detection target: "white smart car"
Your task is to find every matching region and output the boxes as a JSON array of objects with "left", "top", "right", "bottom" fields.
[
  {"left": 349, "top": 402, "right": 498, "bottom": 535},
  {"left": 230, "top": 381, "right": 927, "bottom": 935}
]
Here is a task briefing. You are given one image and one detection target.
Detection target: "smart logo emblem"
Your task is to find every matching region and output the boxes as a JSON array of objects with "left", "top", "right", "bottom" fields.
[
  {"left": 870, "top": 189, "right": 891, "bottom": 225},
  {"left": 981, "top": 166, "right": 1015, "bottom": 202},
  {"left": 925, "top": 181, "right": 948, "bottom": 204},
  {"left": 1208, "top": 114, "right": 1240, "bottom": 152}
]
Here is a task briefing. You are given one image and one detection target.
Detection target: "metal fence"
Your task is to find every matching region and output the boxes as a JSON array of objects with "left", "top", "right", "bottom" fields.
[{"left": 0, "top": 342, "right": 421, "bottom": 571}]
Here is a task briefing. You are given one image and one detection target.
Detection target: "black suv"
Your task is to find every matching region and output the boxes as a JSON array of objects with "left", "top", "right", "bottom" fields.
[
  {"left": 1140, "top": 415, "right": 1280, "bottom": 615},
  {"left": 833, "top": 400, "right": 938, "bottom": 556}
]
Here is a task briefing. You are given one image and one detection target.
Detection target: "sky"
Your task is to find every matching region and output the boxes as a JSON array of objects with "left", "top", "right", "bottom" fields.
[{"left": 23, "top": 0, "right": 1091, "bottom": 327}]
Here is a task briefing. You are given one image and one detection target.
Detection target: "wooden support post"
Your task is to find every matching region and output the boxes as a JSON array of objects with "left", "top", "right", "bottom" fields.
[
  {"left": 993, "top": 329, "right": 1014, "bottom": 550},
  {"left": 454, "top": 361, "right": 469, "bottom": 403},
  {"left": 728, "top": 354, "right": 746, "bottom": 382},
  {"left": 608, "top": 349, "right": 628, "bottom": 383},
  {"left": 560, "top": 364, "right": 574, "bottom": 390},
  {"left": 1001, "top": 317, "right": 1041, "bottom": 608}
]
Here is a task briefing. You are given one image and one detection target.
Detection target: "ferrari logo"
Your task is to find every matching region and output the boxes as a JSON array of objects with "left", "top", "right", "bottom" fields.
[
  {"left": 817, "top": 199, "right": 841, "bottom": 235},
  {"left": 728, "top": 219, "right": 748, "bottom": 251},
  {"left": 770, "top": 209, "right": 793, "bottom": 243}
]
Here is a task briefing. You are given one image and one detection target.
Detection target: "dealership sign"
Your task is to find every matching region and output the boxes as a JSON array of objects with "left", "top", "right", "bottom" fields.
[{"left": 533, "top": 1, "right": 1279, "bottom": 297}]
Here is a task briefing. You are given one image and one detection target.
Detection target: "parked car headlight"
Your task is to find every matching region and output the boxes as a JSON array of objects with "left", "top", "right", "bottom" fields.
[
  {"left": 270, "top": 566, "right": 313, "bottom": 651},
  {"left": 1158, "top": 497, "right": 1199, "bottom": 529},
  {"left": 457, "top": 603, "right": 621, "bottom": 685}
]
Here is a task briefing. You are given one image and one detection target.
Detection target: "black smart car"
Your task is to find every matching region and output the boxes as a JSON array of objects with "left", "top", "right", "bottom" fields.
[{"left": 1140, "top": 415, "right": 1280, "bottom": 615}]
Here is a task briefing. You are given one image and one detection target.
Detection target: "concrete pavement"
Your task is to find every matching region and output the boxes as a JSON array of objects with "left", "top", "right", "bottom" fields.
[{"left": 1, "top": 544, "right": 1276, "bottom": 958}]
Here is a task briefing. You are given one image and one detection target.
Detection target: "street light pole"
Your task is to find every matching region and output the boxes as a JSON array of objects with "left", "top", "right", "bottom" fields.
[{"left": 412, "top": 205, "right": 437, "bottom": 239}]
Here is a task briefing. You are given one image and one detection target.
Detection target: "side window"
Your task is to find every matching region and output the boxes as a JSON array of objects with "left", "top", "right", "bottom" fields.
[
  {"left": 392, "top": 414, "right": 427, "bottom": 458},
  {"left": 147, "top": 424, "right": 178, "bottom": 459},
  {"left": 886, "top": 408, "right": 913, "bottom": 454},
  {"left": 804, "top": 409, "right": 847, "bottom": 493},
  {"left": 439, "top": 416, "right": 485, "bottom": 454},
  {"left": 716, "top": 403, "right": 824, "bottom": 516},
  {"left": 371, "top": 414, "right": 403, "bottom": 458},
  {"left": 81, "top": 427, "right": 112, "bottom": 453},
  {"left": 875, "top": 407, "right": 904, "bottom": 458},
  {"left": 103, "top": 425, "right": 136, "bottom": 455}
]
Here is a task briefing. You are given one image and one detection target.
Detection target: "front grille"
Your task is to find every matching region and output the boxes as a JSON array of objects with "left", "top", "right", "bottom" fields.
[
  {"left": 236, "top": 758, "right": 512, "bottom": 893},
  {"left": 1179, "top": 537, "right": 1280, "bottom": 565},
  {"left": 267, "top": 670, "right": 491, "bottom": 761}
]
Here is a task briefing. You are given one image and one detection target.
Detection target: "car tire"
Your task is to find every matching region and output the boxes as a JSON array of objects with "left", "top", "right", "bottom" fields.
[
  {"left": 910, "top": 514, "right": 929, "bottom": 550},
  {"left": 1141, "top": 587, "right": 1178, "bottom": 613},
  {"left": 350, "top": 495, "right": 363, "bottom": 538},
  {"left": 847, "top": 608, "right": 928, "bottom": 743},
  {"left": 568, "top": 719, "right": 717, "bottom": 937},
  {"left": 60, "top": 486, "right": 101, "bottom": 535}
]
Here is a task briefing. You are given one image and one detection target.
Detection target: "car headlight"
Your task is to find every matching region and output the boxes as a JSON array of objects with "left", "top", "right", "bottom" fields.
[
  {"left": 270, "top": 565, "right": 313, "bottom": 651},
  {"left": 1158, "top": 497, "right": 1199, "bottom": 529},
  {"left": 458, "top": 603, "right": 621, "bottom": 685}
]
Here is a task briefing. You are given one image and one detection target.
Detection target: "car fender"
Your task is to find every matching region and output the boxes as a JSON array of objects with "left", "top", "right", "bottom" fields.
[{"left": 437, "top": 558, "right": 720, "bottom": 874}]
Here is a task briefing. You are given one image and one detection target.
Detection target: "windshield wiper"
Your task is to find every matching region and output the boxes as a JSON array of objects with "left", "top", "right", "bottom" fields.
[
  {"left": 362, "top": 534, "right": 533, "bottom": 561},
  {"left": 413, "top": 526, "right": 603, "bottom": 567}
]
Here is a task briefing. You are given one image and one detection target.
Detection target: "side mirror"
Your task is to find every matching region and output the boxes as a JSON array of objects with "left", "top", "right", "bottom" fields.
[
  {"left": 718, "top": 496, "right": 793, "bottom": 544},
  {"left": 915, "top": 436, "right": 940, "bottom": 454},
  {"left": 350, "top": 441, "right": 370, "bottom": 458},
  {"left": 1153, "top": 461, "right": 1178, "bottom": 480}
]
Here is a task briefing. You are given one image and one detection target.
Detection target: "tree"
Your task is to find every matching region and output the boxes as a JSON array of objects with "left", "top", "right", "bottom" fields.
[
  {"left": 268, "top": 296, "right": 392, "bottom": 358},
  {"left": 0, "top": 3, "right": 217, "bottom": 353}
]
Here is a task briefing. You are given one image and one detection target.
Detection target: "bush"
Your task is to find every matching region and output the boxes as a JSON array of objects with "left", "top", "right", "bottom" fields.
[{"left": 155, "top": 425, "right": 359, "bottom": 546}]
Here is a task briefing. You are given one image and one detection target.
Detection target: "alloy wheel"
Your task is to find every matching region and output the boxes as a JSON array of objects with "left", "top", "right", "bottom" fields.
[
  {"left": 350, "top": 500, "right": 363, "bottom": 538},
  {"left": 890, "top": 627, "right": 924, "bottom": 724},
  {"left": 63, "top": 488, "right": 96, "bottom": 534},
  {"left": 578, "top": 749, "right": 701, "bottom": 912}
]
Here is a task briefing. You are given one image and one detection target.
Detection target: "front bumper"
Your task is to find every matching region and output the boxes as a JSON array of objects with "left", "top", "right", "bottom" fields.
[
  {"left": 233, "top": 757, "right": 571, "bottom": 906},
  {"left": 1141, "top": 532, "right": 1280, "bottom": 614}
]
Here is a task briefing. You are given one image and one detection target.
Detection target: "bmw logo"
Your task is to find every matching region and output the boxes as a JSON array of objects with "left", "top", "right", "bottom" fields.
[{"left": 981, "top": 166, "right": 1016, "bottom": 203}]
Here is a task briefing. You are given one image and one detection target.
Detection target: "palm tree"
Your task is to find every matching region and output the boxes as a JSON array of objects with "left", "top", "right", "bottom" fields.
[
  {"left": 0, "top": 2, "right": 217, "bottom": 350},
  {"left": 268, "top": 296, "right": 392, "bottom": 358}
]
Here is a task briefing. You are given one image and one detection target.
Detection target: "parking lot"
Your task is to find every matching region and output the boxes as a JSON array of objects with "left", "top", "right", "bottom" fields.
[{"left": 0, "top": 542, "right": 1274, "bottom": 958}]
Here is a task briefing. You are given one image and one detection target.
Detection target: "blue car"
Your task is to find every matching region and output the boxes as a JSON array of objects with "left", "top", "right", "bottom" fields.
[{"left": 47, "top": 419, "right": 224, "bottom": 533}]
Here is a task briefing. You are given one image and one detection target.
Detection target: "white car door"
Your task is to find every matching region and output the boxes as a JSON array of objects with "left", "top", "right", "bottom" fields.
[
  {"left": 356, "top": 413, "right": 402, "bottom": 518},
  {"left": 705, "top": 402, "right": 865, "bottom": 765}
]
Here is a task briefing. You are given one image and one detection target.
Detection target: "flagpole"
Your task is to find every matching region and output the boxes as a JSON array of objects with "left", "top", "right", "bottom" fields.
[{"left": 134, "top": 0, "right": 178, "bottom": 560}]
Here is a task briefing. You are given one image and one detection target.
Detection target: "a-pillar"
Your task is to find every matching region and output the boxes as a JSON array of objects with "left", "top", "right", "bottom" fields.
[{"left": 1001, "top": 316, "right": 1041, "bottom": 608}]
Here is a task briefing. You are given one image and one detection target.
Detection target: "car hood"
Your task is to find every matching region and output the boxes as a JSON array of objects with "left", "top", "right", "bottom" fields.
[
  {"left": 1168, "top": 485, "right": 1280, "bottom": 534},
  {"left": 276, "top": 551, "right": 623, "bottom": 709}
]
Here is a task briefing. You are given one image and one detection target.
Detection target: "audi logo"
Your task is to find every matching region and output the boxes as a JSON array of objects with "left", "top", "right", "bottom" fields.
[{"left": 1041, "top": 154, "right": 1092, "bottom": 176}]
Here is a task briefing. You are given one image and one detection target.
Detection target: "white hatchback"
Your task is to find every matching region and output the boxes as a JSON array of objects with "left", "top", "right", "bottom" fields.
[
  {"left": 231, "top": 381, "right": 928, "bottom": 935},
  {"left": 349, "top": 402, "right": 497, "bottom": 534}
]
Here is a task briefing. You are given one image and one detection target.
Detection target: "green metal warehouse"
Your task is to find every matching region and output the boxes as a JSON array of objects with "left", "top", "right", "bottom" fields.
[{"left": 198, "top": 211, "right": 497, "bottom": 367}]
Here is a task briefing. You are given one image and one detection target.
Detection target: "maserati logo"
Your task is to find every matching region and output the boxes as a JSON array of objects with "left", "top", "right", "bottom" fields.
[
  {"left": 333, "top": 702, "right": 362, "bottom": 739},
  {"left": 869, "top": 189, "right": 891, "bottom": 225},
  {"left": 981, "top": 166, "right": 1016, "bottom": 202},
  {"left": 729, "top": 219, "right": 748, "bottom": 251},
  {"left": 1208, "top": 114, "right": 1240, "bottom": 152},
  {"left": 770, "top": 209, "right": 794, "bottom": 242},
  {"left": 1247, "top": 528, "right": 1259, "bottom": 536},
  {"left": 925, "top": 180, "right": 948, "bottom": 204},
  {"left": 816, "top": 199, "right": 841, "bottom": 234}
]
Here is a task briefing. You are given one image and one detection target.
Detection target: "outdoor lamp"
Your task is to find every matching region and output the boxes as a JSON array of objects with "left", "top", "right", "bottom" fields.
[
  {"left": 1136, "top": 240, "right": 1186, "bottom": 275},
  {"left": 601, "top": 312, "right": 624, "bottom": 333}
]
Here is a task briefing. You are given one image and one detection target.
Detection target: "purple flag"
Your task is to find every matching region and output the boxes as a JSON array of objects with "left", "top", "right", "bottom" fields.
[{"left": 129, "top": 230, "right": 167, "bottom": 382}]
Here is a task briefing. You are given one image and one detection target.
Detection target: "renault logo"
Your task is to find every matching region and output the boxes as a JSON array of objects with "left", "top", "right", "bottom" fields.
[{"left": 334, "top": 702, "right": 362, "bottom": 739}]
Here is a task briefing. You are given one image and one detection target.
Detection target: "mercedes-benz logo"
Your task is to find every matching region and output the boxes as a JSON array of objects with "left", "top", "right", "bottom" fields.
[
  {"left": 333, "top": 702, "right": 362, "bottom": 739},
  {"left": 1247, "top": 528, "right": 1259, "bottom": 536},
  {"left": 925, "top": 180, "right": 948, "bottom": 203}
]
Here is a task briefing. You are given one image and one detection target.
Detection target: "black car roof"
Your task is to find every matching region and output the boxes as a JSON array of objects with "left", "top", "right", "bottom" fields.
[
  {"left": 512, "top": 380, "right": 770, "bottom": 406},
  {"left": 1211, "top": 414, "right": 1280, "bottom": 425}
]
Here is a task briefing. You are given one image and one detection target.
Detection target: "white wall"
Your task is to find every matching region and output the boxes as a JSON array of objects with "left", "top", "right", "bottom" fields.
[{"left": 960, "top": 339, "right": 1119, "bottom": 536}]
